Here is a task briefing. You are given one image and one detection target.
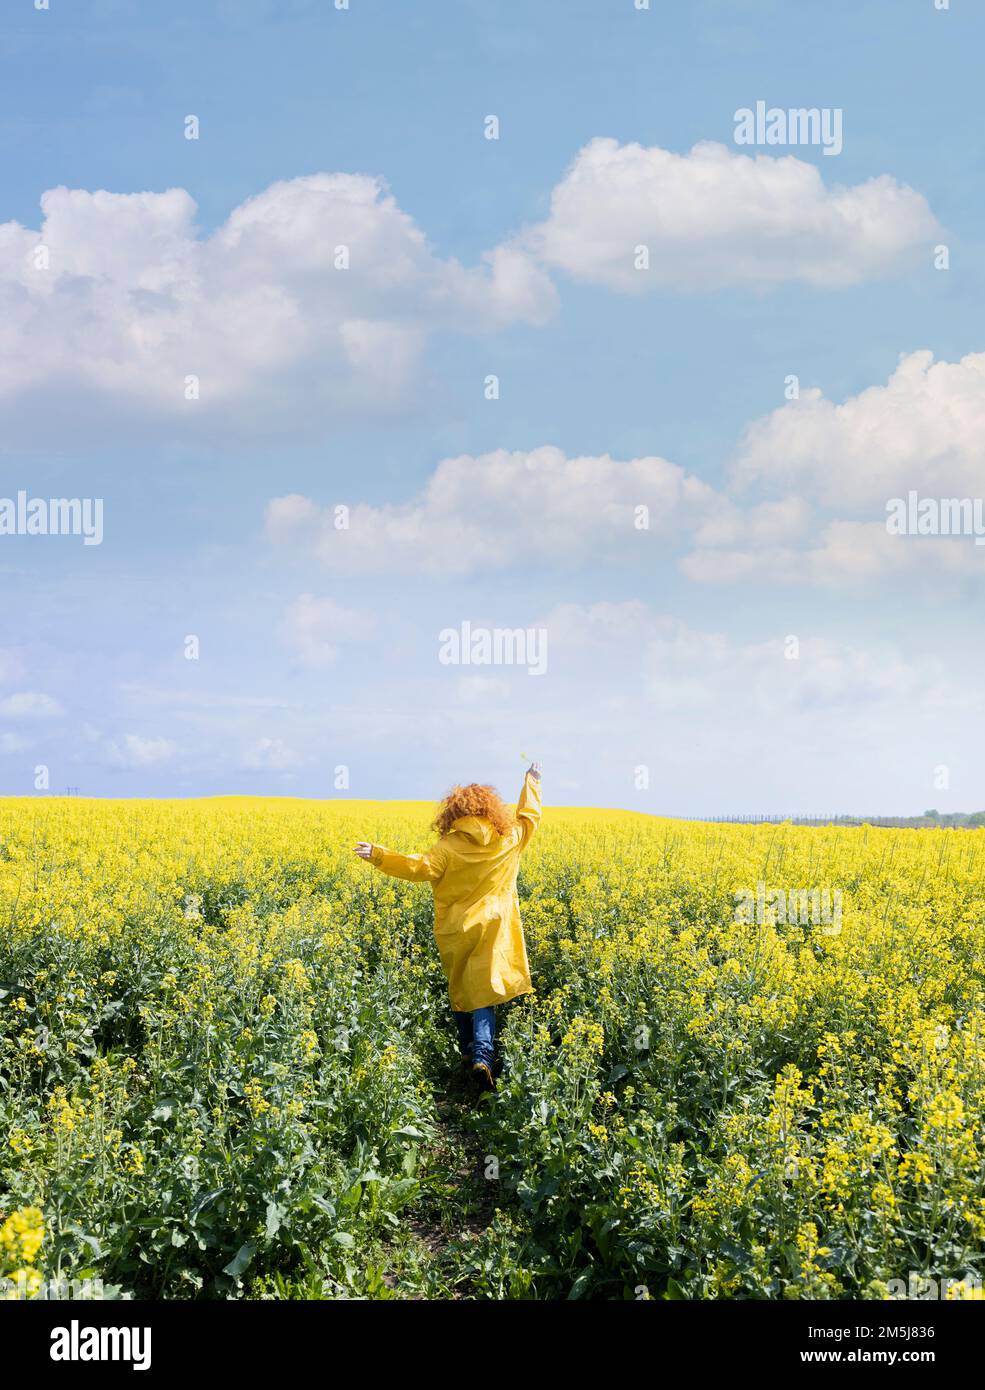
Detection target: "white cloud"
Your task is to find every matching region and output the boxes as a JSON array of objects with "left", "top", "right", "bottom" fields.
[
  {"left": 0, "top": 732, "right": 30, "bottom": 754},
  {"left": 266, "top": 445, "right": 723, "bottom": 575},
  {"left": 684, "top": 518, "right": 985, "bottom": 588},
  {"left": 734, "top": 350, "right": 985, "bottom": 507},
  {"left": 671, "top": 349, "right": 985, "bottom": 585},
  {"left": 0, "top": 174, "right": 555, "bottom": 436},
  {"left": 540, "top": 601, "right": 968, "bottom": 721},
  {"left": 523, "top": 138, "right": 939, "bottom": 292},
  {"left": 498, "top": 601, "right": 979, "bottom": 811},
  {"left": 540, "top": 600, "right": 654, "bottom": 650},
  {"left": 692, "top": 496, "right": 813, "bottom": 548},
  {"left": 0, "top": 140, "right": 938, "bottom": 439},
  {"left": 283, "top": 594, "right": 370, "bottom": 666},
  {"left": 242, "top": 737, "right": 299, "bottom": 771},
  {"left": 268, "top": 411, "right": 985, "bottom": 589},
  {"left": 0, "top": 691, "right": 63, "bottom": 718},
  {"left": 265, "top": 494, "right": 321, "bottom": 540},
  {"left": 106, "top": 733, "right": 178, "bottom": 767}
]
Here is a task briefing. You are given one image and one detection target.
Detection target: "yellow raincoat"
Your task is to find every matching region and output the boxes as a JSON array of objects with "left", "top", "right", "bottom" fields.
[{"left": 368, "top": 773, "right": 542, "bottom": 1012}]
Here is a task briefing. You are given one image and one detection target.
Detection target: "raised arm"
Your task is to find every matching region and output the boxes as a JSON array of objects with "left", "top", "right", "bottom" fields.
[
  {"left": 353, "top": 841, "right": 446, "bottom": 883},
  {"left": 515, "top": 762, "right": 542, "bottom": 852}
]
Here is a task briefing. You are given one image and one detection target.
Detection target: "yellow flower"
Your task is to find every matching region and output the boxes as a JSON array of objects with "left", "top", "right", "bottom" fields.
[
  {"left": 0, "top": 1207, "right": 45, "bottom": 1267},
  {"left": 124, "top": 1146, "right": 146, "bottom": 1175},
  {"left": 244, "top": 1080, "right": 271, "bottom": 1117},
  {"left": 898, "top": 1152, "right": 934, "bottom": 1186},
  {"left": 3, "top": 1267, "right": 43, "bottom": 1300}
]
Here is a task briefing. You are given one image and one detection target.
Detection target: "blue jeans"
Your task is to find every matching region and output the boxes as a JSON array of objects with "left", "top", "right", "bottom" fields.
[{"left": 454, "top": 1007, "right": 496, "bottom": 1068}]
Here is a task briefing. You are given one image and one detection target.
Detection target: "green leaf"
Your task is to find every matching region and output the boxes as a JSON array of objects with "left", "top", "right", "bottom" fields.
[
  {"left": 190, "top": 1188, "right": 225, "bottom": 1220},
  {"left": 222, "top": 1242, "right": 256, "bottom": 1278},
  {"left": 719, "top": 1241, "right": 752, "bottom": 1268},
  {"left": 67, "top": 1227, "right": 103, "bottom": 1259},
  {"left": 265, "top": 1202, "right": 285, "bottom": 1239},
  {"left": 567, "top": 1270, "right": 592, "bottom": 1300}
]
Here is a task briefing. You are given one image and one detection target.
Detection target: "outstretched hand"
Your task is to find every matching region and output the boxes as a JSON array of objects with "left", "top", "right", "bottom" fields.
[
  {"left": 353, "top": 841, "right": 374, "bottom": 861},
  {"left": 526, "top": 761, "right": 542, "bottom": 781}
]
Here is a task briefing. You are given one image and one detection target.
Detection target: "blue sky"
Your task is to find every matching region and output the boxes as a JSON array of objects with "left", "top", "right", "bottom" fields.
[{"left": 2, "top": 0, "right": 984, "bottom": 814}]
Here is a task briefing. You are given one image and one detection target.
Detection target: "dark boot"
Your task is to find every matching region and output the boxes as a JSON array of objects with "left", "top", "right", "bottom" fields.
[{"left": 472, "top": 1061, "right": 495, "bottom": 1091}]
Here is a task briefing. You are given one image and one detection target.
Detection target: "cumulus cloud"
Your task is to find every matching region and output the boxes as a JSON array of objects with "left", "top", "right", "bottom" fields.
[
  {"left": 0, "top": 140, "right": 940, "bottom": 439},
  {"left": 268, "top": 414, "right": 985, "bottom": 589},
  {"left": 0, "top": 173, "right": 555, "bottom": 437},
  {"left": 523, "top": 137, "right": 940, "bottom": 291},
  {"left": 667, "top": 349, "right": 985, "bottom": 585},
  {"left": 733, "top": 350, "right": 985, "bottom": 506},
  {"left": 266, "top": 445, "right": 724, "bottom": 575},
  {"left": 0, "top": 691, "right": 63, "bottom": 718},
  {"left": 684, "top": 519, "right": 985, "bottom": 588}
]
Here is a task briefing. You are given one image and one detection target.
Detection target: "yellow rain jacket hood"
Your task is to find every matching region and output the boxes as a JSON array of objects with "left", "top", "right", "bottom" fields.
[{"left": 368, "top": 772, "right": 542, "bottom": 1012}]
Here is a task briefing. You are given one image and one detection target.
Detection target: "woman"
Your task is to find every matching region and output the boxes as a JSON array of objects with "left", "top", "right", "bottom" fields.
[{"left": 354, "top": 762, "right": 542, "bottom": 1089}]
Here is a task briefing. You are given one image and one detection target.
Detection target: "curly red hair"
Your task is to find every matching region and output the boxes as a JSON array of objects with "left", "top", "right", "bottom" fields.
[{"left": 433, "top": 783, "right": 515, "bottom": 838}]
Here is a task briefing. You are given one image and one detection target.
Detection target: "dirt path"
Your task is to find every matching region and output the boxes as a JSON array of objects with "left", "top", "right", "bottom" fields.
[{"left": 384, "top": 1065, "right": 503, "bottom": 1298}]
